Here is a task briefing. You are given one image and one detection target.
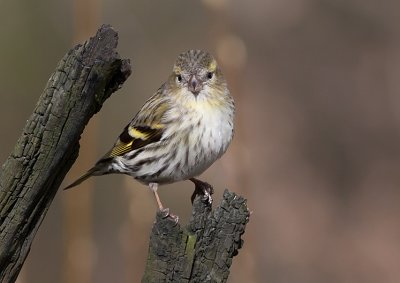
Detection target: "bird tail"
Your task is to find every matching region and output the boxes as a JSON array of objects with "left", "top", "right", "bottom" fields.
[{"left": 63, "top": 167, "right": 99, "bottom": 190}]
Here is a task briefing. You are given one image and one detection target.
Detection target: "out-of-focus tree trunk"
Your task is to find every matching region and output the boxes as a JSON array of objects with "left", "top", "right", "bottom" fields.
[
  {"left": 62, "top": 1, "right": 101, "bottom": 283},
  {"left": 0, "top": 25, "right": 131, "bottom": 283},
  {"left": 203, "top": 2, "right": 254, "bottom": 282}
]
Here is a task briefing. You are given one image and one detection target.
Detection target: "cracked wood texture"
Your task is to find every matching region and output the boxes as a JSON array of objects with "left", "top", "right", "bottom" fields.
[
  {"left": 142, "top": 189, "right": 250, "bottom": 283},
  {"left": 0, "top": 25, "right": 131, "bottom": 282}
]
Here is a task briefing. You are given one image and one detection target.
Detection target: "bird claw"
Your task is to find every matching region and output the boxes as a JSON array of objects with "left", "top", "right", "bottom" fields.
[
  {"left": 159, "top": 207, "right": 170, "bottom": 218},
  {"left": 158, "top": 207, "right": 179, "bottom": 223},
  {"left": 168, "top": 213, "right": 179, "bottom": 224},
  {"left": 190, "top": 178, "right": 214, "bottom": 205},
  {"left": 201, "top": 188, "right": 213, "bottom": 205}
]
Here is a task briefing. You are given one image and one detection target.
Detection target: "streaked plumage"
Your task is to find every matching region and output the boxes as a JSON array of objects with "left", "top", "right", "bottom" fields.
[{"left": 64, "top": 50, "right": 234, "bottom": 212}]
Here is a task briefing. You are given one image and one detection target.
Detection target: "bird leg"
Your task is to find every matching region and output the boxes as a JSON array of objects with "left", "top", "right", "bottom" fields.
[
  {"left": 149, "top": 182, "right": 164, "bottom": 210},
  {"left": 189, "top": 178, "right": 214, "bottom": 204},
  {"left": 148, "top": 182, "right": 178, "bottom": 222}
]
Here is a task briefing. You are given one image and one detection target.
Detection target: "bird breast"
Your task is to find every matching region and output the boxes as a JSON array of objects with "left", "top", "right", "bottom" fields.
[{"left": 175, "top": 94, "right": 234, "bottom": 177}]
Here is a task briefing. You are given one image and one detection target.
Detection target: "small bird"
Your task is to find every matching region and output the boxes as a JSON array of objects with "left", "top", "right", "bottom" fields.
[{"left": 64, "top": 50, "right": 235, "bottom": 215}]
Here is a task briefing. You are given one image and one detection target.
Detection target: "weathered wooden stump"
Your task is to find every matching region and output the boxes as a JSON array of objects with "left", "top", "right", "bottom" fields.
[
  {"left": 0, "top": 25, "right": 131, "bottom": 282},
  {"left": 142, "top": 189, "right": 250, "bottom": 283}
]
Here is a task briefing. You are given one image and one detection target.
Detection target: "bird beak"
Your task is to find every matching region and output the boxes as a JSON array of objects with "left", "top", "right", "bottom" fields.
[{"left": 188, "top": 75, "right": 202, "bottom": 96}]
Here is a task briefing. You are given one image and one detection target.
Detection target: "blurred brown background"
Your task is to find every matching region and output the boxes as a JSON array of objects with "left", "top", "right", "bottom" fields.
[{"left": 1, "top": 0, "right": 400, "bottom": 282}]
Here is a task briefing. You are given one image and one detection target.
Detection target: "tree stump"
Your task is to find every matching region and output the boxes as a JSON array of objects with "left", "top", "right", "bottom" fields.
[
  {"left": 0, "top": 25, "right": 131, "bottom": 282},
  {"left": 142, "top": 189, "right": 250, "bottom": 283}
]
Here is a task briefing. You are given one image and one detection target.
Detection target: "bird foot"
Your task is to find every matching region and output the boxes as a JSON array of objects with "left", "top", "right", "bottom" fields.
[
  {"left": 190, "top": 178, "right": 214, "bottom": 204},
  {"left": 158, "top": 207, "right": 179, "bottom": 223}
]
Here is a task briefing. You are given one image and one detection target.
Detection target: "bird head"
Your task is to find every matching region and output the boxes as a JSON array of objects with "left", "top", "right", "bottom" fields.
[{"left": 170, "top": 50, "right": 226, "bottom": 99}]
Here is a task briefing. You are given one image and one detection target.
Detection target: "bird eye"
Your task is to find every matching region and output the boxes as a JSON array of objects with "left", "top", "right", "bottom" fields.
[
  {"left": 176, "top": 74, "right": 182, "bottom": 82},
  {"left": 207, "top": 72, "right": 213, "bottom": 80}
]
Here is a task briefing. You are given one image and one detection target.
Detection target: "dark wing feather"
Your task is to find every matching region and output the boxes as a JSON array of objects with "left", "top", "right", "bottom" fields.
[{"left": 105, "top": 124, "right": 164, "bottom": 158}]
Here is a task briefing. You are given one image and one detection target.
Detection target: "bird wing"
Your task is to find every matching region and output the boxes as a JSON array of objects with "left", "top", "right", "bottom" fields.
[
  {"left": 103, "top": 88, "right": 170, "bottom": 159},
  {"left": 107, "top": 124, "right": 164, "bottom": 157}
]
